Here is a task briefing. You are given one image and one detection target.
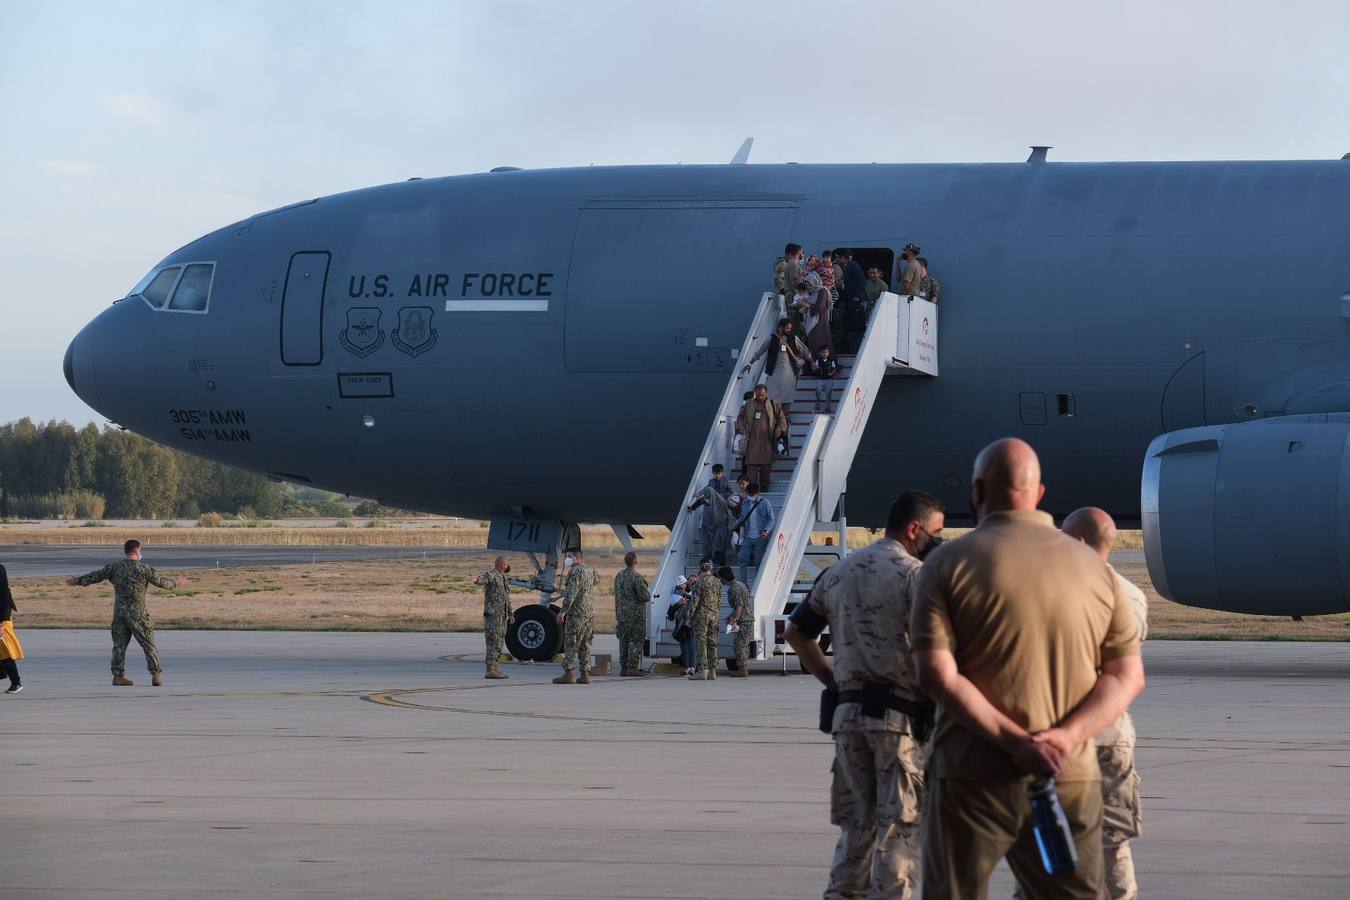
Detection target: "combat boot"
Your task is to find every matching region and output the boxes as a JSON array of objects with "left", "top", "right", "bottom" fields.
[
  {"left": 552, "top": 669, "right": 576, "bottom": 685},
  {"left": 629, "top": 668, "right": 648, "bottom": 677},
  {"left": 485, "top": 664, "right": 509, "bottom": 680},
  {"left": 730, "top": 668, "right": 749, "bottom": 678},
  {"left": 577, "top": 671, "right": 591, "bottom": 685},
  {"left": 112, "top": 675, "right": 133, "bottom": 686},
  {"left": 152, "top": 673, "right": 163, "bottom": 687},
  {"left": 708, "top": 668, "right": 717, "bottom": 681}
]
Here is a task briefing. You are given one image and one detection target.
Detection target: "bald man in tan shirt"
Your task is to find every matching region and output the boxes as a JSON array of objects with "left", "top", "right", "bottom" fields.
[{"left": 910, "top": 439, "right": 1145, "bottom": 900}]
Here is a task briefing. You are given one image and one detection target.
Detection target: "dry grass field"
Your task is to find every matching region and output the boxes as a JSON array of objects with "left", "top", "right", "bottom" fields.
[
  {"left": 5, "top": 539, "right": 1348, "bottom": 640},
  {"left": 0, "top": 523, "right": 674, "bottom": 548}
]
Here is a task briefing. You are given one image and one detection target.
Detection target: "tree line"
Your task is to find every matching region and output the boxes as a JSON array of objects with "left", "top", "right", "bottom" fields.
[{"left": 0, "top": 418, "right": 287, "bottom": 519}]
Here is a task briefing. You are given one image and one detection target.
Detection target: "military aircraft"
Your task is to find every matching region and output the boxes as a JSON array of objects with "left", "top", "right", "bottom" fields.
[{"left": 64, "top": 150, "right": 1350, "bottom": 642}]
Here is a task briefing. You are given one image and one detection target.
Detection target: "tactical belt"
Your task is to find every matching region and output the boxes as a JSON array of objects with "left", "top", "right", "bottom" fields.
[
  {"left": 820, "top": 682, "right": 936, "bottom": 742},
  {"left": 837, "top": 689, "right": 934, "bottom": 722}
]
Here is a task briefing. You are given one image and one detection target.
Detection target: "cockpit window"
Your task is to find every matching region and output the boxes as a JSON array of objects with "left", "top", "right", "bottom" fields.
[
  {"left": 168, "top": 263, "right": 213, "bottom": 312},
  {"left": 140, "top": 267, "right": 181, "bottom": 308},
  {"left": 126, "top": 262, "right": 216, "bottom": 313}
]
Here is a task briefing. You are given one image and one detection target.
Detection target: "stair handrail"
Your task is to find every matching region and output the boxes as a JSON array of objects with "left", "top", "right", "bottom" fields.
[
  {"left": 648, "top": 292, "right": 787, "bottom": 641},
  {"left": 748, "top": 413, "right": 831, "bottom": 624},
  {"left": 815, "top": 291, "right": 901, "bottom": 519}
]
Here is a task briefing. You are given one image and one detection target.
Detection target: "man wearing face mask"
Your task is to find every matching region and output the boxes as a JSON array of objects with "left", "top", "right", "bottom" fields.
[
  {"left": 554, "top": 548, "right": 600, "bottom": 685},
  {"left": 473, "top": 555, "right": 517, "bottom": 679},
  {"left": 784, "top": 490, "right": 945, "bottom": 900}
]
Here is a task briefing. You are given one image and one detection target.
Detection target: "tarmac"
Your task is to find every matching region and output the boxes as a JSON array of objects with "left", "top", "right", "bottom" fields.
[{"left": 3, "top": 632, "right": 1349, "bottom": 898}]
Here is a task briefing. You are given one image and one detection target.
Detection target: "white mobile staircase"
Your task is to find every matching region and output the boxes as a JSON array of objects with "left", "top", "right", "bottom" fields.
[{"left": 648, "top": 291, "right": 939, "bottom": 665}]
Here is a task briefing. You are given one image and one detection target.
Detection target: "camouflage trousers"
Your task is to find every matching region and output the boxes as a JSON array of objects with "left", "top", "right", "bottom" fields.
[
  {"left": 826, "top": 730, "right": 925, "bottom": 900},
  {"left": 111, "top": 609, "right": 161, "bottom": 676},
  {"left": 616, "top": 618, "right": 645, "bottom": 672},
  {"left": 1099, "top": 741, "right": 1141, "bottom": 900},
  {"left": 561, "top": 612, "right": 594, "bottom": 672},
  {"left": 484, "top": 613, "right": 508, "bottom": 664},
  {"left": 692, "top": 612, "right": 719, "bottom": 672},
  {"left": 733, "top": 620, "right": 753, "bottom": 670}
]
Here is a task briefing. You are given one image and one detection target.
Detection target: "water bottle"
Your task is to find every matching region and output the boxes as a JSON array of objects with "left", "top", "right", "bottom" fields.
[{"left": 1028, "top": 777, "right": 1079, "bottom": 875}]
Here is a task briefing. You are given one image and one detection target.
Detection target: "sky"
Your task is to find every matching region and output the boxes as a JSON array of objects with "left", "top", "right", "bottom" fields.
[{"left": 3, "top": 0, "right": 1349, "bottom": 424}]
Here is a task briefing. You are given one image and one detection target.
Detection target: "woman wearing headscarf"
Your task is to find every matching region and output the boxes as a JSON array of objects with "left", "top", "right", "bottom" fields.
[
  {"left": 802, "top": 271, "right": 834, "bottom": 356},
  {"left": 0, "top": 564, "right": 23, "bottom": 693}
]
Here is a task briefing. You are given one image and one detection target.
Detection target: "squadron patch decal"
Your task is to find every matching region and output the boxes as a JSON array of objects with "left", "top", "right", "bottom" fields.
[
  {"left": 340, "top": 308, "right": 385, "bottom": 358},
  {"left": 392, "top": 306, "right": 438, "bottom": 357}
]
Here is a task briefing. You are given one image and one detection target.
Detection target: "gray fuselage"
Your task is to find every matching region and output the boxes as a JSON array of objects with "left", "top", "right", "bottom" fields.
[{"left": 66, "top": 161, "right": 1350, "bottom": 527}]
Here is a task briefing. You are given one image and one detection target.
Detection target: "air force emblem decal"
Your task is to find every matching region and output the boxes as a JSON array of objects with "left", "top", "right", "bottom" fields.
[
  {"left": 340, "top": 307, "right": 385, "bottom": 358},
  {"left": 392, "top": 306, "right": 438, "bottom": 357}
]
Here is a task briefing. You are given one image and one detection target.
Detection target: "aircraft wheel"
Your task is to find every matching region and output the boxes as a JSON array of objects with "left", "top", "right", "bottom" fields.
[
  {"left": 725, "top": 657, "right": 740, "bottom": 672},
  {"left": 507, "top": 606, "right": 563, "bottom": 662}
]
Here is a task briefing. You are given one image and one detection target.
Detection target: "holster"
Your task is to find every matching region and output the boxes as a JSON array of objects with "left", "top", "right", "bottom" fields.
[
  {"left": 819, "top": 687, "right": 839, "bottom": 734},
  {"left": 838, "top": 682, "right": 938, "bottom": 743}
]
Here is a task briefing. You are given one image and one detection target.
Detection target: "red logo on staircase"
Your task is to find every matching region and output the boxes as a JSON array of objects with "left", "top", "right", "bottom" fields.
[{"left": 850, "top": 386, "right": 868, "bottom": 435}]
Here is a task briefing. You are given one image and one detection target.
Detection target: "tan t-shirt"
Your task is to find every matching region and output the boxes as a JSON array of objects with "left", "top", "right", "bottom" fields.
[{"left": 911, "top": 510, "right": 1141, "bottom": 782}]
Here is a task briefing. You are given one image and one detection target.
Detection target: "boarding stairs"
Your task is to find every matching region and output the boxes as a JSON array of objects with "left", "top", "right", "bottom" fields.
[{"left": 648, "top": 290, "right": 939, "bottom": 665}]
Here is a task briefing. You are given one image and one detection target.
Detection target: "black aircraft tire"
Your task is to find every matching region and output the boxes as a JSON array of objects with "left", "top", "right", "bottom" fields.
[
  {"left": 506, "top": 606, "right": 563, "bottom": 662},
  {"left": 725, "top": 657, "right": 740, "bottom": 671}
]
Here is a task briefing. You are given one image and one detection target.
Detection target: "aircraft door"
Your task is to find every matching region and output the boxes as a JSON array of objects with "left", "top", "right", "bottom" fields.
[{"left": 280, "top": 251, "right": 330, "bottom": 365}]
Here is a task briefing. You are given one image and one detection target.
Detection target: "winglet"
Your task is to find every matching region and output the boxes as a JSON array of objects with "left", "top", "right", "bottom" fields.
[{"left": 730, "top": 137, "right": 754, "bottom": 165}]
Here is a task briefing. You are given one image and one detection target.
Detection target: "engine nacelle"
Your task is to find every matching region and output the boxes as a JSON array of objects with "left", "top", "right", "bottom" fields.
[{"left": 1142, "top": 416, "right": 1350, "bottom": 616}]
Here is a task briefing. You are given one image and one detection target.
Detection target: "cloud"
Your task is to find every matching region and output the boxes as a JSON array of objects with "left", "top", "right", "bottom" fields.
[
  {"left": 99, "top": 90, "right": 172, "bottom": 130},
  {"left": 44, "top": 159, "right": 98, "bottom": 181}
]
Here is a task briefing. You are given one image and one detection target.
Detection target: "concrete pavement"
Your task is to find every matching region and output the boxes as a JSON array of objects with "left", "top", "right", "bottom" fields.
[{"left": 2, "top": 632, "right": 1348, "bottom": 898}]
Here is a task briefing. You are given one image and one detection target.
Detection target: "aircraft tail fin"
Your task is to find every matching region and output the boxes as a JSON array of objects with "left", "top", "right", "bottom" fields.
[{"left": 729, "top": 137, "right": 753, "bottom": 165}]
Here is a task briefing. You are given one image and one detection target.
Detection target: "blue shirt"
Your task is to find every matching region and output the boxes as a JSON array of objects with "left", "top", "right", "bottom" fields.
[{"left": 739, "top": 495, "right": 775, "bottom": 537}]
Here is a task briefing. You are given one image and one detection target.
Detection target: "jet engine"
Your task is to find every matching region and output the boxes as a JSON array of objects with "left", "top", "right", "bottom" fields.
[{"left": 1142, "top": 415, "right": 1350, "bottom": 616}]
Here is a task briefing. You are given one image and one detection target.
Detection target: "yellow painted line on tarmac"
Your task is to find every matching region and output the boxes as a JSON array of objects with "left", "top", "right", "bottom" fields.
[{"left": 360, "top": 684, "right": 814, "bottom": 731}]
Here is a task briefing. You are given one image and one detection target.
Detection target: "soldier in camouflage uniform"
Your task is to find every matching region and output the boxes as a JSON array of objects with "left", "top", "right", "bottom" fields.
[
  {"left": 67, "top": 539, "right": 180, "bottom": 687},
  {"left": 916, "top": 257, "right": 940, "bottom": 304},
  {"left": 613, "top": 551, "right": 650, "bottom": 677},
  {"left": 554, "top": 548, "right": 599, "bottom": 685},
  {"left": 786, "top": 491, "right": 946, "bottom": 900},
  {"left": 687, "top": 560, "right": 722, "bottom": 681},
  {"left": 473, "top": 555, "right": 516, "bottom": 679},
  {"left": 720, "top": 566, "right": 753, "bottom": 676}
]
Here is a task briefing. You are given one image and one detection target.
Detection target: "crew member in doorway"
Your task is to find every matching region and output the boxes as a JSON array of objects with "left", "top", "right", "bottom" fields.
[
  {"left": 734, "top": 383, "right": 788, "bottom": 490},
  {"left": 917, "top": 257, "right": 941, "bottom": 304},
  {"left": 865, "top": 266, "right": 889, "bottom": 306},
  {"left": 721, "top": 566, "right": 753, "bottom": 677},
  {"left": 898, "top": 243, "right": 922, "bottom": 297},
  {"left": 613, "top": 551, "right": 651, "bottom": 677},
  {"left": 473, "top": 556, "right": 516, "bottom": 679},
  {"left": 67, "top": 539, "right": 184, "bottom": 687},
  {"left": 786, "top": 490, "right": 946, "bottom": 900},
  {"left": 553, "top": 549, "right": 599, "bottom": 685}
]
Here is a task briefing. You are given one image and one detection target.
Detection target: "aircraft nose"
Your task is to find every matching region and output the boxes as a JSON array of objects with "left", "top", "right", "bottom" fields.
[{"left": 64, "top": 320, "right": 100, "bottom": 411}]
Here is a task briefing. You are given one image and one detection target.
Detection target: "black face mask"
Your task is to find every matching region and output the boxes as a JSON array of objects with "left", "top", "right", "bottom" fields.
[{"left": 918, "top": 535, "right": 945, "bottom": 560}]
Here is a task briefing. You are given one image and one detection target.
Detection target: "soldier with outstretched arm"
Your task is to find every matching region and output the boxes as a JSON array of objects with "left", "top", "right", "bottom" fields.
[{"left": 66, "top": 539, "right": 184, "bottom": 687}]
